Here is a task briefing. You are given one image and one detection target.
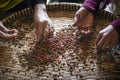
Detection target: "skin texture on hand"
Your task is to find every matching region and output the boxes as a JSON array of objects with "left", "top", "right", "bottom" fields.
[
  {"left": 0, "top": 22, "right": 18, "bottom": 39},
  {"left": 73, "top": 7, "right": 94, "bottom": 34},
  {"left": 96, "top": 25, "right": 119, "bottom": 51},
  {"left": 34, "top": 4, "right": 54, "bottom": 42},
  {"left": 73, "top": 7, "right": 119, "bottom": 53}
]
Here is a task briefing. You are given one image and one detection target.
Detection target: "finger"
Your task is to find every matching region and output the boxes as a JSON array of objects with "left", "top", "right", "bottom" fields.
[
  {"left": 96, "top": 36, "right": 105, "bottom": 50},
  {"left": 49, "top": 26, "right": 54, "bottom": 38},
  {"left": 12, "top": 29, "right": 18, "bottom": 34},
  {"left": 48, "top": 25, "right": 51, "bottom": 38},
  {"left": 43, "top": 24, "right": 49, "bottom": 39},
  {"left": 87, "top": 29, "right": 91, "bottom": 34},
  {"left": 109, "top": 40, "right": 115, "bottom": 50},
  {"left": 6, "top": 29, "right": 18, "bottom": 35},
  {"left": 84, "top": 29, "right": 91, "bottom": 34},
  {"left": 96, "top": 32, "right": 103, "bottom": 45},
  {"left": 73, "top": 15, "right": 79, "bottom": 26},
  {"left": 12, "top": 30, "right": 18, "bottom": 37},
  {"left": 81, "top": 30, "right": 85, "bottom": 34},
  {"left": 36, "top": 27, "right": 41, "bottom": 41},
  {"left": 84, "top": 31, "right": 88, "bottom": 34},
  {"left": 36, "top": 25, "right": 44, "bottom": 41},
  {"left": 48, "top": 23, "right": 54, "bottom": 37},
  {"left": 36, "top": 21, "right": 47, "bottom": 41},
  {"left": 0, "top": 23, "right": 8, "bottom": 32},
  {"left": 80, "top": 28, "right": 91, "bottom": 35},
  {"left": 0, "top": 30, "right": 7, "bottom": 38},
  {"left": 0, "top": 30, "right": 17, "bottom": 39},
  {"left": 101, "top": 40, "right": 110, "bottom": 50}
]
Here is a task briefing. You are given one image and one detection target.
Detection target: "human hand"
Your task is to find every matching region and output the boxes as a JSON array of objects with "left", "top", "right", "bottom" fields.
[
  {"left": 34, "top": 4, "right": 54, "bottom": 41},
  {"left": 73, "top": 7, "right": 94, "bottom": 34},
  {"left": 0, "top": 22, "right": 18, "bottom": 39},
  {"left": 96, "top": 25, "right": 119, "bottom": 52}
]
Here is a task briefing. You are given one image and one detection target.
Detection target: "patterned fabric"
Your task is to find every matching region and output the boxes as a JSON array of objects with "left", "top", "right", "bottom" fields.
[
  {"left": 0, "top": 0, "right": 23, "bottom": 13},
  {"left": 105, "top": 0, "right": 120, "bottom": 15}
]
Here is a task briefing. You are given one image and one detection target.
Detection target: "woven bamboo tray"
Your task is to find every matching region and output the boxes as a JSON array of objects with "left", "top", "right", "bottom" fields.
[{"left": 0, "top": 3, "right": 120, "bottom": 80}]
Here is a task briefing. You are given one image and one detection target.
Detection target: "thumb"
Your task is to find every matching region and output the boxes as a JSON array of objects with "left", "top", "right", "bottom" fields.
[{"left": 73, "top": 16, "right": 79, "bottom": 26}]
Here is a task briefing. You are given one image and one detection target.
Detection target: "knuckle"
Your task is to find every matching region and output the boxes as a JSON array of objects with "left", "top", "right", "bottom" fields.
[
  {"left": 75, "top": 12, "right": 80, "bottom": 17},
  {"left": 99, "top": 30, "right": 103, "bottom": 34},
  {"left": 102, "top": 33, "right": 107, "bottom": 38},
  {"left": 38, "top": 19, "right": 48, "bottom": 24},
  {"left": 84, "top": 25, "right": 91, "bottom": 29},
  {"left": 96, "top": 44, "right": 100, "bottom": 49},
  {"left": 51, "top": 28, "right": 54, "bottom": 32},
  {"left": 41, "top": 20, "right": 48, "bottom": 24}
]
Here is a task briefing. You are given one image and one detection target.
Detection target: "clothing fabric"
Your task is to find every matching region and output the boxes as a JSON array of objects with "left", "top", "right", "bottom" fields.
[
  {"left": 31, "top": 0, "right": 46, "bottom": 7},
  {"left": 8, "top": 0, "right": 31, "bottom": 12},
  {"left": 0, "top": 0, "right": 47, "bottom": 13},
  {"left": 83, "top": 0, "right": 120, "bottom": 36},
  {"left": 0, "top": 0, "right": 23, "bottom": 12},
  {"left": 105, "top": 0, "right": 120, "bottom": 15}
]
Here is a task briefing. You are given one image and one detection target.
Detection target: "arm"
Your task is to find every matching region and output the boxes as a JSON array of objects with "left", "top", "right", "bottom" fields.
[
  {"left": 83, "top": 0, "right": 120, "bottom": 36},
  {"left": 111, "top": 19, "right": 120, "bottom": 36},
  {"left": 79, "top": 0, "right": 119, "bottom": 51},
  {"left": 83, "top": 0, "right": 101, "bottom": 13},
  {"left": 83, "top": 0, "right": 111, "bottom": 13},
  {"left": 32, "top": 0, "right": 54, "bottom": 41}
]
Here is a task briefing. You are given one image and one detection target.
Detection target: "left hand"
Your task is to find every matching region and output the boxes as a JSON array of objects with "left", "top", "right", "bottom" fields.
[
  {"left": 96, "top": 25, "right": 119, "bottom": 51},
  {"left": 0, "top": 22, "right": 18, "bottom": 39}
]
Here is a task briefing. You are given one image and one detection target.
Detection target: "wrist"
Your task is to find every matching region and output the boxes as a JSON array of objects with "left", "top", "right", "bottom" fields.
[
  {"left": 34, "top": 4, "right": 47, "bottom": 12},
  {"left": 76, "top": 6, "right": 89, "bottom": 16},
  {"left": 34, "top": 4, "right": 48, "bottom": 21},
  {"left": 80, "top": 7, "right": 89, "bottom": 12}
]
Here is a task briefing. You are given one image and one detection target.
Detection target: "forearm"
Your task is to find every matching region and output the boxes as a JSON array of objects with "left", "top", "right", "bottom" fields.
[
  {"left": 32, "top": 0, "right": 47, "bottom": 21},
  {"left": 111, "top": 18, "right": 120, "bottom": 36}
]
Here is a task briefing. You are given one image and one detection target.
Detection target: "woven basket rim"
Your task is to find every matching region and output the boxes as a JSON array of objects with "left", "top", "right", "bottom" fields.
[{"left": 2, "top": 2, "right": 119, "bottom": 25}]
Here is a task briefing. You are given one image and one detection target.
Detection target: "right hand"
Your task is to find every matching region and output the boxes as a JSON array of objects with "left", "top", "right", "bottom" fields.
[
  {"left": 96, "top": 25, "right": 119, "bottom": 51},
  {"left": 0, "top": 22, "right": 18, "bottom": 39},
  {"left": 73, "top": 7, "right": 94, "bottom": 34},
  {"left": 34, "top": 4, "right": 54, "bottom": 41}
]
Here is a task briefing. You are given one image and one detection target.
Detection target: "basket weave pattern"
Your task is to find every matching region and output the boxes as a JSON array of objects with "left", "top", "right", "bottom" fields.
[{"left": 0, "top": 3, "right": 120, "bottom": 80}]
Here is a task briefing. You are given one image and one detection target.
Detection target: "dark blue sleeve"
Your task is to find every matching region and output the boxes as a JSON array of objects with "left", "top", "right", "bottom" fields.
[{"left": 31, "top": 0, "right": 47, "bottom": 7}]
